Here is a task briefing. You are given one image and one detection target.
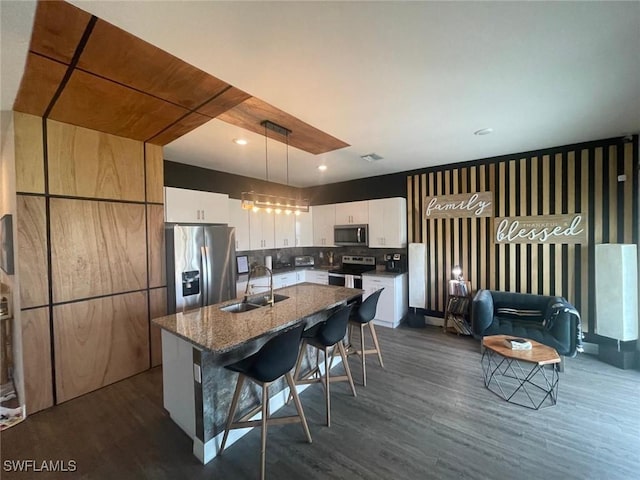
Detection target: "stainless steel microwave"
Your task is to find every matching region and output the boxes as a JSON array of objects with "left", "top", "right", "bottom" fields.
[{"left": 334, "top": 224, "right": 368, "bottom": 246}]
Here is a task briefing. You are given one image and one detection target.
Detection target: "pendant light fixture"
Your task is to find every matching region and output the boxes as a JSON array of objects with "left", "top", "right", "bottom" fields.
[{"left": 241, "top": 120, "right": 310, "bottom": 215}]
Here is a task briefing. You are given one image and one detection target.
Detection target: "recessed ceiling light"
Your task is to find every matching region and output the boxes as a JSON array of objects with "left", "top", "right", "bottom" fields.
[
  {"left": 233, "top": 138, "right": 248, "bottom": 145},
  {"left": 318, "top": 165, "right": 327, "bottom": 171},
  {"left": 474, "top": 128, "right": 493, "bottom": 136}
]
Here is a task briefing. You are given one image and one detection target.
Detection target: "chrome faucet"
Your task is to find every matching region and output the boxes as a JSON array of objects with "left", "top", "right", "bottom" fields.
[{"left": 244, "top": 265, "right": 274, "bottom": 306}]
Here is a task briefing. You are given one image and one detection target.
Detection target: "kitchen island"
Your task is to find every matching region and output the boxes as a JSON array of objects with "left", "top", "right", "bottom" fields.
[{"left": 152, "top": 282, "right": 363, "bottom": 464}]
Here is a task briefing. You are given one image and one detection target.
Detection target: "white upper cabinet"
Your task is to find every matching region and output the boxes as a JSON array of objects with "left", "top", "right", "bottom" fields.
[
  {"left": 249, "top": 211, "right": 275, "bottom": 250},
  {"left": 334, "top": 201, "right": 368, "bottom": 225},
  {"left": 368, "top": 198, "right": 407, "bottom": 248},
  {"left": 312, "top": 204, "right": 336, "bottom": 247},
  {"left": 295, "top": 210, "right": 313, "bottom": 247},
  {"left": 274, "top": 213, "right": 296, "bottom": 248},
  {"left": 164, "top": 187, "right": 229, "bottom": 224},
  {"left": 228, "top": 199, "right": 251, "bottom": 251}
]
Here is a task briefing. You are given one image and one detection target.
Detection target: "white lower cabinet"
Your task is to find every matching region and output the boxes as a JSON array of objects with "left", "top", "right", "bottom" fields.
[
  {"left": 306, "top": 270, "right": 329, "bottom": 285},
  {"left": 236, "top": 279, "right": 248, "bottom": 297},
  {"left": 361, "top": 273, "right": 408, "bottom": 328},
  {"left": 237, "top": 278, "right": 269, "bottom": 295},
  {"left": 237, "top": 268, "right": 328, "bottom": 297},
  {"left": 273, "top": 272, "right": 296, "bottom": 289}
]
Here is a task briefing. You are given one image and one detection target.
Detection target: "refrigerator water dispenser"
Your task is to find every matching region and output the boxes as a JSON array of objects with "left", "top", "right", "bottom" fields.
[{"left": 182, "top": 270, "right": 200, "bottom": 296}]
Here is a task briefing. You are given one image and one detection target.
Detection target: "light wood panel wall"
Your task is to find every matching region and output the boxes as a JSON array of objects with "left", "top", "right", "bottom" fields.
[
  {"left": 17, "top": 196, "right": 48, "bottom": 309},
  {"left": 14, "top": 116, "right": 166, "bottom": 409},
  {"left": 50, "top": 199, "right": 147, "bottom": 303},
  {"left": 14, "top": 112, "right": 44, "bottom": 194},
  {"left": 53, "top": 292, "right": 149, "bottom": 403},
  {"left": 145, "top": 144, "right": 164, "bottom": 204},
  {"left": 149, "top": 287, "right": 167, "bottom": 367},
  {"left": 21, "top": 307, "right": 53, "bottom": 414},
  {"left": 407, "top": 139, "right": 639, "bottom": 333},
  {"left": 47, "top": 120, "right": 145, "bottom": 201},
  {"left": 147, "top": 204, "right": 166, "bottom": 289}
]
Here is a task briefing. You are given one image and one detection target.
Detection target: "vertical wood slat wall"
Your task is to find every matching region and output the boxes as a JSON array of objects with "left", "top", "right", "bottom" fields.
[
  {"left": 407, "top": 138, "right": 639, "bottom": 334},
  {"left": 14, "top": 112, "right": 166, "bottom": 413}
]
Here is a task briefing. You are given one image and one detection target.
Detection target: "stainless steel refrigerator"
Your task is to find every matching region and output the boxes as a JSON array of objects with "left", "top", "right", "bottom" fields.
[{"left": 166, "top": 224, "right": 237, "bottom": 313}]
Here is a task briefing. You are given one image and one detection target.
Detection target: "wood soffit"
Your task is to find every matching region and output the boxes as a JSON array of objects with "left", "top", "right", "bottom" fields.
[
  {"left": 49, "top": 69, "right": 190, "bottom": 142},
  {"left": 12, "top": 0, "right": 349, "bottom": 153},
  {"left": 218, "top": 97, "right": 350, "bottom": 155},
  {"left": 28, "top": 0, "right": 91, "bottom": 65},
  {"left": 13, "top": 53, "right": 67, "bottom": 117}
]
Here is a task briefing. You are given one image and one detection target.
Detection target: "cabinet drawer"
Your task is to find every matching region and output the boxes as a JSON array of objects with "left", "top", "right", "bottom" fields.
[
  {"left": 274, "top": 273, "right": 296, "bottom": 288},
  {"left": 363, "top": 276, "right": 395, "bottom": 288},
  {"left": 307, "top": 271, "right": 328, "bottom": 285}
]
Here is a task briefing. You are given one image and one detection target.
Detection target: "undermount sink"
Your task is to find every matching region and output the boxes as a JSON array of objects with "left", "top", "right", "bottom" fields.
[
  {"left": 220, "top": 302, "right": 262, "bottom": 313},
  {"left": 247, "top": 293, "right": 290, "bottom": 307},
  {"left": 220, "top": 294, "right": 289, "bottom": 313}
]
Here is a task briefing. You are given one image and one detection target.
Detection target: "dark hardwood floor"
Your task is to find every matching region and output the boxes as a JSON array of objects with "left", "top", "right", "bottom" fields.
[{"left": 2, "top": 326, "right": 639, "bottom": 479}]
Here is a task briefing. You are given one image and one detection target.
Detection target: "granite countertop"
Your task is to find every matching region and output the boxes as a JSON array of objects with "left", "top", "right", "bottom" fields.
[{"left": 152, "top": 283, "right": 363, "bottom": 354}]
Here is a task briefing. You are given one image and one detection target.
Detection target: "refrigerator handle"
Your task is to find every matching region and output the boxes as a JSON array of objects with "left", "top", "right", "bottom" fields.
[{"left": 201, "top": 246, "right": 208, "bottom": 306}]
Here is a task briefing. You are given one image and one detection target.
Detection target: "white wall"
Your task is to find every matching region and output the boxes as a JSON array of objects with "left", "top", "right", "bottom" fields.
[{"left": 0, "top": 110, "right": 24, "bottom": 404}]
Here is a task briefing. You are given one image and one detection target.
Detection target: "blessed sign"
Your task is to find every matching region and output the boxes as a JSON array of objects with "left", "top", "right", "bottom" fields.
[
  {"left": 424, "top": 192, "right": 493, "bottom": 219},
  {"left": 494, "top": 214, "right": 587, "bottom": 244}
]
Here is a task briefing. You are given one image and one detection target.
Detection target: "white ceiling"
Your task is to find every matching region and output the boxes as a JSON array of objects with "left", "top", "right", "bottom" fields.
[{"left": 2, "top": 1, "right": 639, "bottom": 187}]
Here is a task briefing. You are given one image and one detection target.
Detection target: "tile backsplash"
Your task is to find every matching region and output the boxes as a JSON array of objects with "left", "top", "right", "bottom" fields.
[{"left": 237, "top": 246, "right": 407, "bottom": 270}]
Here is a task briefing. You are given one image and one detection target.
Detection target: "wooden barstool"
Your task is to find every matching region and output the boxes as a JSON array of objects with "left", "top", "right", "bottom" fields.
[
  {"left": 220, "top": 323, "right": 311, "bottom": 480},
  {"left": 347, "top": 288, "right": 384, "bottom": 386},
  {"left": 290, "top": 305, "right": 357, "bottom": 426}
]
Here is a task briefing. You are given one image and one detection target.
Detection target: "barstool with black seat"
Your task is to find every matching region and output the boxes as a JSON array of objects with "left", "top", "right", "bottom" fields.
[
  {"left": 219, "top": 323, "right": 311, "bottom": 480},
  {"left": 347, "top": 288, "right": 385, "bottom": 386},
  {"left": 290, "top": 304, "right": 357, "bottom": 426}
]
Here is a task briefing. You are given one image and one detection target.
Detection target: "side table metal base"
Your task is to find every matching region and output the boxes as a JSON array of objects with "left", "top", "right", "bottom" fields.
[{"left": 481, "top": 348, "right": 559, "bottom": 409}]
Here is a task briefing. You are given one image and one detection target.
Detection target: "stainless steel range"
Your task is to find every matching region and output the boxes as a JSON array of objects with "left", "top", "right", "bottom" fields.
[{"left": 328, "top": 255, "right": 376, "bottom": 289}]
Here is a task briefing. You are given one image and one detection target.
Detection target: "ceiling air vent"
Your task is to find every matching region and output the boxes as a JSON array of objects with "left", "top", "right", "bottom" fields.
[{"left": 361, "top": 153, "right": 383, "bottom": 162}]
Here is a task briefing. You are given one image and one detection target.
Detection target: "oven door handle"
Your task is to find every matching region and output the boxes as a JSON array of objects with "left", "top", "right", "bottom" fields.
[{"left": 357, "top": 228, "right": 361, "bottom": 243}]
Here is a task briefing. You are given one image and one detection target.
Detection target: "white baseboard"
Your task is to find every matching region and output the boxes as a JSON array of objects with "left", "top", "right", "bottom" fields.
[
  {"left": 372, "top": 319, "right": 396, "bottom": 329},
  {"left": 193, "top": 356, "right": 341, "bottom": 464}
]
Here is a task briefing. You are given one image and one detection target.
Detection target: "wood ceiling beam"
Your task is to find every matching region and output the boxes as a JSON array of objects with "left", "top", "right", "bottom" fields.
[{"left": 13, "top": 0, "right": 350, "bottom": 151}]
